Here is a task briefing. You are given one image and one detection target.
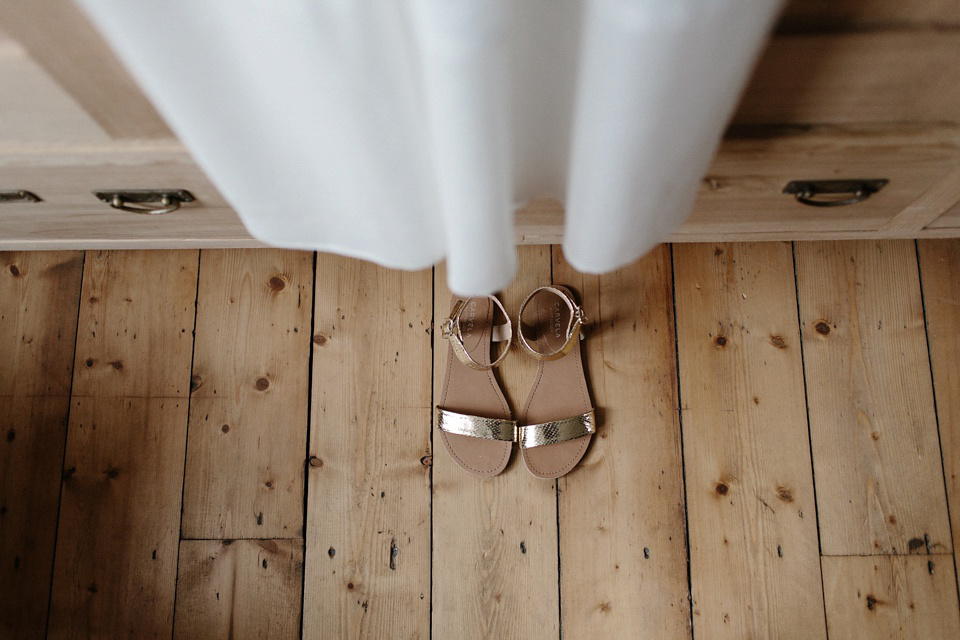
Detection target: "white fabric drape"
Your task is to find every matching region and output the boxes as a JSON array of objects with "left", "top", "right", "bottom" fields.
[{"left": 79, "top": 0, "right": 782, "bottom": 294}]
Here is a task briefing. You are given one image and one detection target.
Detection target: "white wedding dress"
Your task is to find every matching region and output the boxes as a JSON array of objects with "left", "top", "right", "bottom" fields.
[{"left": 79, "top": 0, "right": 782, "bottom": 294}]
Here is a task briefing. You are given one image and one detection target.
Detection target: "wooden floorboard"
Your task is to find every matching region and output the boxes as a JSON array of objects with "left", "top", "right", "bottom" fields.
[
  {"left": 2, "top": 243, "right": 959, "bottom": 637},
  {"left": 173, "top": 539, "right": 303, "bottom": 640},
  {"left": 302, "top": 254, "right": 432, "bottom": 640},
  {"left": 181, "top": 248, "right": 313, "bottom": 539},
  {"left": 674, "top": 242, "right": 826, "bottom": 639},
  {"left": 553, "top": 246, "right": 691, "bottom": 639},
  {"left": 917, "top": 239, "right": 960, "bottom": 598},
  {"left": 174, "top": 248, "right": 312, "bottom": 637},
  {"left": 0, "top": 251, "right": 83, "bottom": 639},
  {"left": 795, "top": 240, "right": 952, "bottom": 556},
  {"left": 47, "top": 250, "right": 198, "bottom": 639},
  {"left": 822, "top": 554, "right": 960, "bottom": 639}
]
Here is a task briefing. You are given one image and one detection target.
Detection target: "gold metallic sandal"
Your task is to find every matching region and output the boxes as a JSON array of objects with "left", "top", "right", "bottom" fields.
[
  {"left": 436, "top": 294, "right": 515, "bottom": 477},
  {"left": 516, "top": 286, "right": 596, "bottom": 479}
]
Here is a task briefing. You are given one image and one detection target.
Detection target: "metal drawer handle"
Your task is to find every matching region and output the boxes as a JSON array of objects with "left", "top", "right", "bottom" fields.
[
  {"left": 0, "top": 190, "right": 42, "bottom": 203},
  {"left": 94, "top": 189, "right": 194, "bottom": 215},
  {"left": 783, "top": 179, "right": 888, "bottom": 207},
  {"left": 111, "top": 194, "right": 178, "bottom": 215}
]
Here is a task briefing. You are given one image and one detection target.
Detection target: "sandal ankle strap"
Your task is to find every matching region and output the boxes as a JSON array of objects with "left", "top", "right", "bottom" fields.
[
  {"left": 441, "top": 295, "right": 512, "bottom": 371},
  {"left": 517, "top": 286, "right": 586, "bottom": 361}
]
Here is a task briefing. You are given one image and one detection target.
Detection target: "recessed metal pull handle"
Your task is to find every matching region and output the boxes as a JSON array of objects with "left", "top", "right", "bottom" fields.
[
  {"left": 783, "top": 179, "right": 887, "bottom": 207},
  {"left": 94, "top": 189, "right": 194, "bottom": 215},
  {"left": 0, "top": 190, "right": 42, "bottom": 203}
]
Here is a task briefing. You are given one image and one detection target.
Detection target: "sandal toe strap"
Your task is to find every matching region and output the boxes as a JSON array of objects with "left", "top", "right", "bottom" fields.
[
  {"left": 437, "top": 407, "right": 517, "bottom": 442},
  {"left": 518, "top": 410, "right": 596, "bottom": 448}
]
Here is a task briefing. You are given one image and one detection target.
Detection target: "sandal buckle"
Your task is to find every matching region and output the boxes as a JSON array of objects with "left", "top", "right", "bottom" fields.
[
  {"left": 568, "top": 305, "right": 587, "bottom": 341},
  {"left": 442, "top": 299, "right": 466, "bottom": 340},
  {"left": 440, "top": 317, "right": 456, "bottom": 339},
  {"left": 573, "top": 305, "right": 587, "bottom": 326}
]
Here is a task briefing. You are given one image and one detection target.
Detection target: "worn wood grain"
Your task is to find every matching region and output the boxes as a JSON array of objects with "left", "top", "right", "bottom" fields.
[
  {"left": 928, "top": 200, "right": 960, "bottom": 230},
  {"left": 0, "top": 398, "right": 70, "bottom": 637},
  {"left": 48, "top": 397, "right": 189, "bottom": 639},
  {"left": 302, "top": 255, "right": 432, "bottom": 640},
  {"left": 822, "top": 555, "right": 960, "bottom": 639},
  {"left": 917, "top": 239, "right": 960, "bottom": 587},
  {"left": 796, "top": 240, "right": 952, "bottom": 555},
  {"left": 674, "top": 242, "right": 826, "bottom": 639},
  {"left": 69, "top": 250, "right": 198, "bottom": 399},
  {"left": 9, "top": 241, "right": 960, "bottom": 634},
  {"left": 0, "top": 0, "right": 172, "bottom": 139},
  {"left": 553, "top": 246, "right": 691, "bottom": 639},
  {"left": 432, "top": 246, "right": 560, "bottom": 640},
  {"left": 0, "top": 252, "right": 84, "bottom": 397},
  {"left": 0, "top": 251, "right": 83, "bottom": 639},
  {"left": 736, "top": 31, "right": 960, "bottom": 125},
  {"left": 47, "top": 250, "right": 198, "bottom": 639},
  {"left": 173, "top": 539, "right": 303, "bottom": 640},
  {"left": 880, "top": 166, "right": 960, "bottom": 234},
  {"left": 182, "top": 249, "right": 312, "bottom": 539}
]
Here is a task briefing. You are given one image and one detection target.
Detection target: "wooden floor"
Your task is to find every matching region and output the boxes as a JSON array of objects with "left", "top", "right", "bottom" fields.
[{"left": 2, "top": 240, "right": 960, "bottom": 639}]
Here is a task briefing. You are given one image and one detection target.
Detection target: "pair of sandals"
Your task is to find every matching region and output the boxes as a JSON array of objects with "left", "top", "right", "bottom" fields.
[{"left": 436, "top": 285, "right": 595, "bottom": 479}]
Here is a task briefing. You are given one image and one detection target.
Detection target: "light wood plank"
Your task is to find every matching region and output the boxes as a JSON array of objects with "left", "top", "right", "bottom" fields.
[
  {"left": 48, "top": 250, "right": 198, "bottom": 639},
  {"left": 0, "top": 0, "right": 172, "bottom": 139},
  {"left": 928, "top": 200, "right": 960, "bottom": 230},
  {"left": 181, "top": 249, "right": 312, "bottom": 539},
  {"left": 302, "top": 256, "right": 432, "bottom": 640},
  {"left": 880, "top": 166, "right": 960, "bottom": 234},
  {"left": 173, "top": 539, "right": 303, "bottom": 640},
  {"left": 796, "top": 240, "right": 952, "bottom": 555},
  {"left": 917, "top": 239, "right": 960, "bottom": 585},
  {"left": 674, "top": 242, "right": 826, "bottom": 639},
  {"left": 432, "top": 246, "right": 560, "bottom": 640},
  {"left": 553, "top": 246, "right": 691, "bottom": 639},
  {"left": 823, "top": 555, "right": 960, "bottom": 639},
  {"left": 0, "top": 251, "right": 83, "bottom": 638},
  {"left": 7, "top": 199, "right": 960, "bottom": 251},
  {"left": 736, "top": 32, "right": 960, "bottom": 125},
  {"left": 672, "top": 227, "right": 960, "bottom": 243}
]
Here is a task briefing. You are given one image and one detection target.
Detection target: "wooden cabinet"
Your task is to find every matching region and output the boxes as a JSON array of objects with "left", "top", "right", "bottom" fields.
[{"left": 2, "top": 0, "right": 959, "bottom": 249}]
